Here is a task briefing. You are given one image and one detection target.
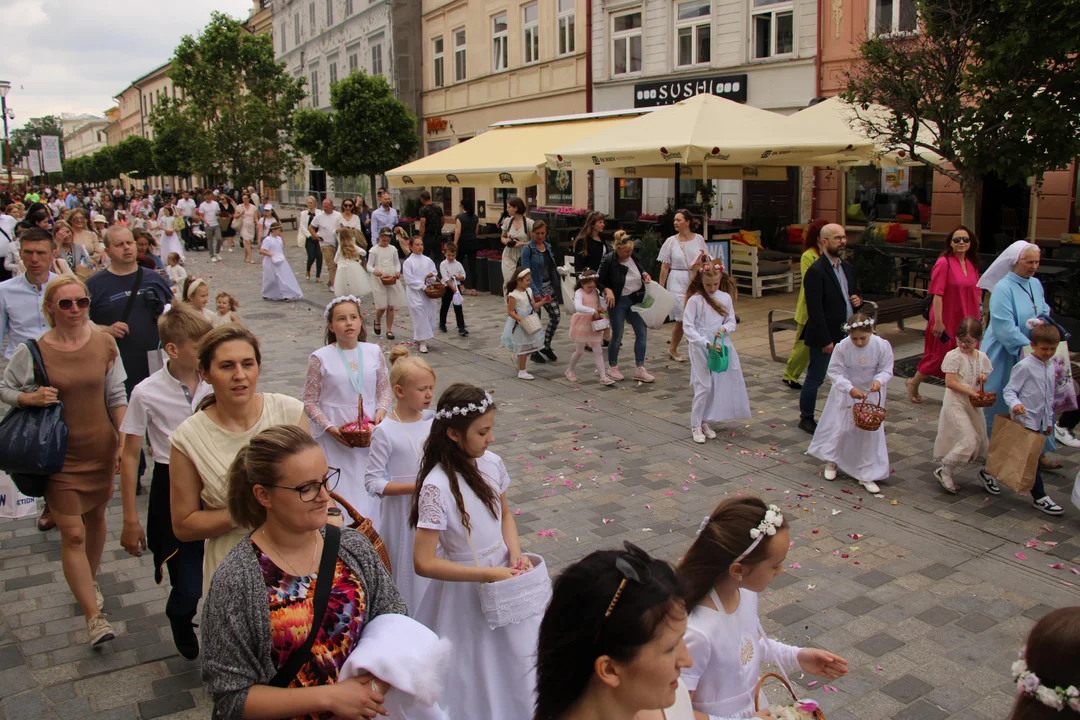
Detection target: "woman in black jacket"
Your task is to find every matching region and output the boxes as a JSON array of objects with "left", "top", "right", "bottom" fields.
[
  {"left": 573, "top": 211, "right": 607, "bottom": 274},
  {"left": 598, "top": 231, "right": 654, "bottom": 384}
]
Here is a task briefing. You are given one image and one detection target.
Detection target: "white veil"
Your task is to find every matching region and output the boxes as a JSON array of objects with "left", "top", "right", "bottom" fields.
[{"left": 977, "top": 240, "right": 1037, "bottom": 292}]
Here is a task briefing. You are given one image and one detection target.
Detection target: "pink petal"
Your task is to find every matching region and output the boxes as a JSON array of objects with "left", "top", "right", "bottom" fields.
[
  {"left": 1071, "top": 568, "right": 1080, "bottom": 575},
  {"left": 1025, "top": 540, "right": 1039, "bottom": 548},
  {"left": 514, "top": 509, "right": 521, "bottom": 515},
  {"left": 682, "top": 486, "right": 690, "bottom": 492},
  {"left": 807, "top": 681, "right": 818, "bottom": 687},
  {"left": 1045, "top": 541, "right": 1060, "bottom": 547},
  {"left": 875, "top": 666, "right": 884, "bottom": 671},
  {"left": 1048, "top": 563, "right": 1064, "bottom": 570},
  {"left": 1016, "top": 552, "right": 1028, "bottom": 561},
  {"left": 789, "top": 562, "right": 802, "bottom": 569},
  {"left": 644, "top": 504, "right": 652, "bottom": 509}
]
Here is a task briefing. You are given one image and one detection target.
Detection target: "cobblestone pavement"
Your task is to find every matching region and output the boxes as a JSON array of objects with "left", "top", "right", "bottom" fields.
[{"left": 0, "top": 239, "right": 1076, "bottom": 719}]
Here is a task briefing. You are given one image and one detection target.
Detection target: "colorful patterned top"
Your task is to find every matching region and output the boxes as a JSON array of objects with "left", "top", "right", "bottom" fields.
[{"left": 254, "top": 541, "right": 367, "bottom": 717}]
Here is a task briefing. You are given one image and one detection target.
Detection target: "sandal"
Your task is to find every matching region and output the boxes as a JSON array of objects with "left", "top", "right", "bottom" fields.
[
  {"left": 934, "top": 467, "right": 958, "bottom": 494},
  {"left": 1039, "top": 456, "right": 1063, "bottom": 470},
  {"left": 373, "top": 322, "right": 381, "bottom": 336},
  {"left": 668, "top": 352, "right": 687, "bottom": 363},
  {"left": 906, "top": 378, "right": 923, "bottom": 404}
]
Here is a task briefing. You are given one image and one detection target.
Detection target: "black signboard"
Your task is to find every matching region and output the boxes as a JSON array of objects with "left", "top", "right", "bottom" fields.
[{"left": 633, "top": 74, "right": 748, "bottom": 108}]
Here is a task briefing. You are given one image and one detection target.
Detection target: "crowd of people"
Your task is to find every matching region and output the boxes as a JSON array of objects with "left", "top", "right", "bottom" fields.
[{"left": 0, "top": 180, "right": 1075, "bottom": 720}]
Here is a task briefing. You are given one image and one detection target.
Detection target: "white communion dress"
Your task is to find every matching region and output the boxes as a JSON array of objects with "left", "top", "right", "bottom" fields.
[
  {"left": 260, "top": 234, "right": 303, "bottom": 301},
  {"left": 403, "top": 253, "right": 440, "bottom": 342},
  {"left": 368, "top": 244, "right": 407, "bottom": 309},
  {"left": 334, "top": 246, "right": 373, "bottom": 298},
  {"left": 682, "top": 291, "right": 751, "bottom": 428}
]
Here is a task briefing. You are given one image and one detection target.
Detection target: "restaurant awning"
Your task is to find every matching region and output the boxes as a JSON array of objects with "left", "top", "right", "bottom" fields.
[
  {"left": 608, "top": 165, "right": 788, "bottom": 181},
  {"left": 385, "top": 112, "right": 640, "bottom": 189}
]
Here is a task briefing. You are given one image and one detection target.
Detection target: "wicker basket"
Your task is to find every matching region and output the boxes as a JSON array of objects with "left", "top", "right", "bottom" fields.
[
  {"left": 338, "top": 396, "right": 373, "bottom": 448},
  {"left": 754, "top": 672, "right": 826, "bottom": 720},
  {"left": 380, "top": 275, "right": 398, "bottom": 286},
  {"left": 969, "top": 382, "right": 997, "bottom": 408},
  {"left": 425, "top": 282, "right": 446, "bottom": 299},
  {"left": 852, "top": 390, "right": 887, "bottom": 431},
  {"left": 329, "top": 491, "right": 392, "bottom": 573}
]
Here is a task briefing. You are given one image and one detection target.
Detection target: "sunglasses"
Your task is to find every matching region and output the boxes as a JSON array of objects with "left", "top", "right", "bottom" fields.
[
  {"left": 57, "top": 297, "right": 91, "bottom": 311},
  {"left": 595, "top": 542, "right": 652, "bottom": 643},
  {"left": 951, "top": 237, "right": 971, "bottom": 244},
  {"left": 259, "top": 467, "right": 340, "bottom": 502}
]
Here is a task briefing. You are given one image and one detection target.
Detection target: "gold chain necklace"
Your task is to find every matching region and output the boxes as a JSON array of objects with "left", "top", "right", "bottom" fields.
[{"left": 261, "top": 529, "right": 320, "bottom": 577}]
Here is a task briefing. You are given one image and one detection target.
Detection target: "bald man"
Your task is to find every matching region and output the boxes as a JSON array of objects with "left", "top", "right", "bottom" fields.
[{"left": 799, "top": 223, "right": 862, "bottom": 434}]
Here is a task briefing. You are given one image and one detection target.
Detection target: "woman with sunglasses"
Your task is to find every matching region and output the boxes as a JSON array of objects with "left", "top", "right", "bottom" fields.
[
  {"left": 340, "top": 198, "right": 363, "bottom": 232},
  {"left": 535, "top": 542, "right": 699, "bottom": 720},
  {"left": 906, "top": 225, "right": 982, "bottom": 404},
  {"left": 66, "top": 208, "right": 105, "bottom": 267},
  {"left": 169, "top": 324, "right": 309, "bottom": 597},
  {"left": 202, "top": 425, "right": 407, "bottom": 720},
  {"left": 0, "top": 276, "right": 129, "bottom": 647}
]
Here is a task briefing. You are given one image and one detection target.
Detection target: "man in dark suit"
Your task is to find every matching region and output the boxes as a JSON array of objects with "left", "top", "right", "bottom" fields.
[{"left": 799, "top": 223, "right": 862, "bottom": 434}]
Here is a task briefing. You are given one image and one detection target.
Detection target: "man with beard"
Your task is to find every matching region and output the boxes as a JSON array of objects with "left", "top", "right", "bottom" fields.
[{"left": 799, "top": 223, "right": 862, "bottom": 434}]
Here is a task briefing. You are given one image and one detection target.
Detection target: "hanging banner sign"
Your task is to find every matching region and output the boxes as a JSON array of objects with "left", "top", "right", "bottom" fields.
[
  {"left": 40, "top": 136, "right": 62, "bottom": 173},
  {"left": 27, "top": 150, "right": 41, "bottom": 176}
]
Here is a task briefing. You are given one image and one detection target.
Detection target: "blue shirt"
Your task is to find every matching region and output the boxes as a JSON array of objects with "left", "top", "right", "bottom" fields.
[
  {"left": 829, "top": 256, "right": 853, "bottom": 318},
  {"left": 65, "top": 194, "right": 80, "bottom": 210},
  {"left": 1003, "top": 353, "right": 1055, "bottom": 433},
  {"left": 0, "top": 273, "right": 58, "bottom": 359},
  {"left": 370, "top": 207, "right": 399, "bottom": 245}
]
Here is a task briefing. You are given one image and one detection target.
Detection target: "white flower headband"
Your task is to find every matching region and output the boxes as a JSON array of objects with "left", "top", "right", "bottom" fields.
[
  {"left": 842, "top": 317, "right": 875, "bottom": 333},
  {"left": 735, "top": 504, "right": 784, "bottom": 562},
  {"left": 1013, "top": 652, "right": 1080, "bottom": 712},
  {"left": 434, "top": 391, "right": 495, "bottom": 421},
  {"left": 324, "top": 295, "right": 365, "bottom": 321}
]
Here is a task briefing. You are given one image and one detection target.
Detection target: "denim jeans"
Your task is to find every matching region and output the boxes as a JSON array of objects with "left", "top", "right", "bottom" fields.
[
  {"left": 799, "top": 346, "right": 831, "bottom": 421},
  {"left": 608, "top": 295, "right": 647, "bottom": 367},
  {"left": 1032, "top": 467, "right": 1047, "bottom": 501}
]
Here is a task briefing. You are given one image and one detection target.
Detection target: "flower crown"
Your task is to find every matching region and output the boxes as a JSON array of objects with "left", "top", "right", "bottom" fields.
[
  {"left": 700, "top": 262, "right": 725, "bottom": 273},
  {"left": 324, "top": 295, "right": 365, "bottom": 321},
  {"left": 434, "top": 391, "right": 495, "bottom": 421},
  {"left": 734, "top": 504, "right": 784, "bottom": 563},
  {"left": 842, "top": 317, "right": 875, "bottom": 333},
  {"left": 1013, "top": 652, "right": 1080, "bottom": 712}
]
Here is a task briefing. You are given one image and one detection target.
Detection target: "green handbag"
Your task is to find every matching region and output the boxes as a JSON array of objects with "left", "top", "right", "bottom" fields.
[{"left": 707, "top": 333, "right": 729, "bottom": 373}]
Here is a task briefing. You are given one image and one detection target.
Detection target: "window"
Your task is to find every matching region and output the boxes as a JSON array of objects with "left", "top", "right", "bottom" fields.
[
  {"left": 349, "top": 53, "right": 358, "bottom": 73},
  {"left": 492, "top": 13, "right": 508, "bottom": 72},
  {"left": 611, "top": 12, "right": 642, "bottom": 76},
  {"left": 454, "top": 28, "right": 467, "bottom": 81},
  {"left": 675, "top": 0, "right": 710, "bottom": 67},
  {"left": 751, "top": 0, "right": 793, "bottom": 59},
  {"left": 346, "top": 0, "right": 353, "bottom": 14},
  {"left": 326, "top": 0, "right": 333, "bottom": 25},
  {"left": 871, "top": 0, "right": 916, "bottom": 34},
  {"left": 294, "top": 12, "right": 300, "bottom": 44},
  {"left": 433, "top": 37, "right": 445, "bottom": 87},
  {"left": 844, "top": 164, "right": 933, "bottom": 224},
  {"left": 281, "top": 23, "right": 287, "bottom": 53},
  {"left": 523, "top": 3, "right": 540, "bottom": 64},
  {"left": 557, "top": 0, "right": 575, "bottom": 55},
  {"left": 309, "top": 2, "right": 315, "bottom": 29},
  {"left": 310, "top": 69, "right": 320, "bottom": 106},
  {"left": 371, "top": 36, "right": 384, "bottom": 76},
  {"left": 329, "top": 62, "right": 337, "bottom": 86}
]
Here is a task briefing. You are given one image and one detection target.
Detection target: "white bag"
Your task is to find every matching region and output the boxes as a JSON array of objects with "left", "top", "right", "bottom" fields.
[
  {"left": 591, "top": 317, "right": 610, "bottom": 331},
  {"left": 271, "top": 254, "right": 285, "bottom": 265},
  {"left": 631, "top": 281, "right": 676, "bottom": 329},
  {"left": 477, "top": 553, "right": 552, "bottom": 630},
  {"left": 452, "top": 291, "right": 463, "bottom": 307},
  {"left": 559, "top": 263, "right": 577, "bottom": 308},
  {"left": 519, "top": 313, "right": 543, "bottom": 335},
  {"left": 0, "top": 473, "right": 41, "bottom": 519}
]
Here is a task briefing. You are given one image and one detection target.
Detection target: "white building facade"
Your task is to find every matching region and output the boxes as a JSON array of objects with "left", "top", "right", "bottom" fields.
[
  {"left": 590, "top": 0, "right": 817, "bottom": 223},
  {"left": 61, "top": 113, "right": 109, "bottom": 160}
]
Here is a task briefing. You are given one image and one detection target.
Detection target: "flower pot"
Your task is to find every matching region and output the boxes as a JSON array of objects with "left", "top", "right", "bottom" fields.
[
  {"left": 488, "top": 258, "right": 504, "bottom": 296},
  {"left": 473, "top": 256, "right": 489, "bottom": 293}
]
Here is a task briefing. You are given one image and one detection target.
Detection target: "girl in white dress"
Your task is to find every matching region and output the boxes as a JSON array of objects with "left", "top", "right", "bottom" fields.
[
  {"left": 534, "top": 542, "right": 697, "bottom": 720},
  {"left": 213, "top": 291, "right": 241, "bottom": 327},
  {"left": 303, "top": 296, "right": 393, "bottom": 523},
  {"left": 565, "top": 270, "right": 615, "bottom": 386},
  {"left": 364, "top": 347, "right": 435, "bottom": 613},
  {"left": 165, "top": 253, "right": 187, "bottom": 294},
  {"left": 806, "top": 312, "right": 895, "bottom": 494},
  {"left": 369, "top": 228, "right": 407, "bottom": 341},
  {"left": 258, "top": 222, "right": 303, "bottom": 301},
  {"left": 933, "top": 317, "right": 992, "bottom": 493},
  {"left": 182, "top": 277, "right": 218, "bottom": 325},
  {"left": 658, "top": 209, "right": 708, "bottom": 362},
  {"left": 677, "top": 497, "right": 849, "bottom": 720},
  {"left": 403, "top": 236, "right": 440, "bottom": 354},
  {"left": 411, "top": 383, "right": 541, "bottom": 720},
  {"left": 254, "top": 204, "right": 279, "bottom": 265},
  {"left": 501, "top": 268, "right": 546, "bottom": 381},
  {"left": 159, "top": 206, "right": 184, "bottom": 262},
  {"left": 682, "top": 261, "right": 750, "bottom": 444},
  {"left": 333, "top": 226, "right": 372, "bottom": 300}
]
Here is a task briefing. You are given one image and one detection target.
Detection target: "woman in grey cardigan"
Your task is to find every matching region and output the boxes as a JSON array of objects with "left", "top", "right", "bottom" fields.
[{"left": 203, "top": 425, "right": 407, "bottom": 719}]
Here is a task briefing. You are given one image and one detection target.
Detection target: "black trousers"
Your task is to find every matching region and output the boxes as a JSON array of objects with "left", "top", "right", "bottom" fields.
[
  {"left": 423, "top": 235, "right": 443, "bottom": 266},
  {"left": 440, "top": 288, "right": 466, "bottom": 329},
  {"left": 148, "top": 464, "right": 203, "bottom": 623},
  {"left": 305, "top": 238, "right": 322, "bottom": 277}
]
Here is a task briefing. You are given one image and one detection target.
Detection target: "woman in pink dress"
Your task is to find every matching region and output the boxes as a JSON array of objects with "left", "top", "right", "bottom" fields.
[{"left": 906, "top": 225, "right": 982, "bottom": 403}]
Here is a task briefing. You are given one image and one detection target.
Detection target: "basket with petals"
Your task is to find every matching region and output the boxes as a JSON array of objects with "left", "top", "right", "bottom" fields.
[
  {"left": 755, "top": 673, "right": 826, "bottom": 720},
  {"left": 969, "top": 382, "right": 997, "bottom": 408},
  {"left": 380, "top": 274, "right": 398, "bottom": 286},
  {"left": 425, "top": 281, "right": 447, "bottom": 299},
  {"left": 329, "top": 491, "right": 391, "bottom": 572},
  {"left": 339, "top": 396, "right": 373, "bottom": 448},
  {"left": 852, "top": 390, "right": 887, "bottom": 431}
]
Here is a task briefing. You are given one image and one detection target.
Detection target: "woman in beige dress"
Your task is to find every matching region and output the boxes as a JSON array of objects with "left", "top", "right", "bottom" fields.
[
  {"left": 169, "top": 324, "right": 308, "bottom": 595},
  {"left": 500, "top": 196, "right": 533, "bottom": 298},
  {"left": 237, "top": 194, "right": 258, "bottom": 264},
  {"left": 66, "top": 208, "right": 104, "bottom": 267},
  {"left": 0, "top": 276, "right": 128, "bottom": 646}
]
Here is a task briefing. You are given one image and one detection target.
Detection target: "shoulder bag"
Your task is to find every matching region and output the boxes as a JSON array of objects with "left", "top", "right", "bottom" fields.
[
  {"left": 268, "top": 524, "right": 342, "bottom": 688},
  {"left": 518, "top": 291, "right": 543, "bottom": 335},
  {"left": 0, "top": 340, "right": 69, "bottom": 497}
]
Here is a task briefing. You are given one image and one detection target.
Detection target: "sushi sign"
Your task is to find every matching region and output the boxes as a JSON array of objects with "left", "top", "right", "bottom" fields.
[{"left": 633, "top": 74, "right": 748, "bottom": 108}]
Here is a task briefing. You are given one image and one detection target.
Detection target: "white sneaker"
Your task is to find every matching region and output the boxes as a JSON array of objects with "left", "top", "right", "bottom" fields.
[
  {"left": 1033, "top": 495, "right": 1065, "bottom": 516},
  {"left": 702, "top": 423, "right": 717, "bottom": 439},
  {"left": 95, "top": 583, "right": 104, "bottom": 610},
  {"left": 824, "top": 462, "right": 838, "bottom": 481},
  {"left": 419, "top": 342, "right": 429, "bottom": 354},
  {"left": 691, "top": 427, "right": 706, "bottom": 444},
  {"left": 1055, "top": 425, "right": 1080, "bottom": 448},
  {"left": 228, "top": 247, "right": 234, "bottom": 253},
  {"left": 518, "top": 370, "right": 535, "bottom": 380},
  {"left": 860, "top": 480, "right": 881, "bottom": 494},
  {"left": 87, "top": 615, "right": 115, "bottom": 646}
]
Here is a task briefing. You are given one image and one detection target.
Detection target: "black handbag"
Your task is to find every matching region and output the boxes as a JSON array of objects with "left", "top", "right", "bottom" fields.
[{"left": 0, "top": 340, "right": 68, "bottom": 497}]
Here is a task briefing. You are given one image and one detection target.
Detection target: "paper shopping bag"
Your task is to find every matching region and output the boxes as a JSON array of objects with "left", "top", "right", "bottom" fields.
[
  {"left": 985, "top": 415, "right": 1043, "bottom": 493},
  {"left": 0, "top": 472, "right": 42, "bottom": 519}
]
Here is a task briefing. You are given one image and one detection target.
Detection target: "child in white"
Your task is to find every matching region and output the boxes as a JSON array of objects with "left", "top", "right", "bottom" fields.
[
  {"left": 334, "top": 226, "right": 372, "bottom": 299},
  {"left": 678, "top": 498, "right": 848, "bottom": 720},
  {"left": 368, "top": 228, "right": 407, "bottom": 340},
  {"left": 402, "top": 236, "right": 440, "bottom": 353},
  {"left": 682, "top": 261, "right": 750, "bottom": 444},
  {"left": 258, "top": 222, "right": 303, "bottom": 301},
  {"left": 412, "top": 384, "right": 541, "bottom": 720},
  {"left": 213, "top": 292, "right": 241, "bottom": 327},
  {"left": 165, "top": 253, "right": 186, "bottom": 294},
  {"left": 303, "top": 296, "right": 392, "bottom": 523},
  {"left": 565, "top": 271, "right": 614, "bottom": 386},
  {"left": 501, "top": 267, "right": 546, "bottom": 381},
  {"left": 159, "top": 207, "right": 184, "bottom": 262},
  {"left": 933, "top": 317, "right": 992, "bottom": 493},
  {"left": 806, "top": 312, "right": 894, "bottom": 494},
  {"left": 364, "top": 347, "right": 435, "bottom": 613},
  {"left": 438, "top": 242, "right": 468, "bottom": 337}
]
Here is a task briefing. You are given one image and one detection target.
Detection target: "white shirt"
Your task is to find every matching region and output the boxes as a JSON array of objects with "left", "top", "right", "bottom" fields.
[
  {"left": 439, "top": 259, "right": 466, "bottom": 287},
  {"left": 198, "top": 201, "right": 220, "bottom": 227},
  {"left": 0, "top": 273, "right": 58, "bottom": 359},
  {"left": 119, "top": 364, "right": 211, "bottom": 464},
  {"left": 310, "top": 210, "right": 343, "bottom": 247},
  {"left": 176, "top": 198, "right": 197, "bottom": 218},
  {"left": 621, "top": 257, "right": 643, "bottom": 295},
  {"left": 0, "top": 214, "right": 16, "bottom": 243},
  {"left": 340, "top": 214, "right": 362, "bottom": 230}
]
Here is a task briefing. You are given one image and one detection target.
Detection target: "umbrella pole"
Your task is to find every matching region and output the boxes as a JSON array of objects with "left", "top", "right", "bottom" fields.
[
  {"left": 674, "top": 163, "right": 681, "bottom": 208},
  {"left": 703, "top": 159, "right": 709, "bottom": 241}
]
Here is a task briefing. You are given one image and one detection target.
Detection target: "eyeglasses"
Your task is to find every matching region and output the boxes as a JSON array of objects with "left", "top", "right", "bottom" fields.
[
  {"left": 57, "top": 297, "right": 91, "bottom": 311},
  {"left": 956, "top": 337, "right": 978, "bottom": 346},
  {"left": 830, "top": 235, "right": 848, "bottom": 241},
  {"left": 951, "top": 237, "right": 971, "bottom": 244},
  {"left": 595, "top": 542, "right": 652, "bottom": 642},
  {"left": 259, "top": 467, "right": 340, "bottom": 502}
]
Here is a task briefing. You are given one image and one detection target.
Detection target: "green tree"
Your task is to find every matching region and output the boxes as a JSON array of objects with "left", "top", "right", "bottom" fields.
[
  {"left": 89, "top": 146, "right": 121, "bottom": 184},
  {"left": 64, "top": 156, "right": 87, "bottom": 184},
  {"left": 9, "top": 115, "right": 64, "bottom": 165},
  {"left": 150, "top": 96, "right": 202, "bottom": 178},
  {"left": 843, "top": 0, "right": 1080, "bottom": 229},
  {"left": 114, "top": 136, "right": 157, "bottom": 179},
  {"left": 293, "top": 71, "right": 420, "bottom": 195},
  {"left": 152, "top": 11, "right": 306, "bottom": 188}
]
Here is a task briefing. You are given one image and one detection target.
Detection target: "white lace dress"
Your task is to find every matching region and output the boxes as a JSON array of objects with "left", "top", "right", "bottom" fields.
[
  {"left": 413, "top": 452, "right": 540, "bottom": 720},
  {"left": 658, "top": 233, "right": 707, "bottom": 321}
]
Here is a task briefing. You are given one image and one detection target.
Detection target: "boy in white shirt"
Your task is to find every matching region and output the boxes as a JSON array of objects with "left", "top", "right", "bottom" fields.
[
  {"left": 438, "top": 241, "right": 469, "bottom": 337},
  {"left": 118, "top": 306, "right": 213, "bottom": 660}
]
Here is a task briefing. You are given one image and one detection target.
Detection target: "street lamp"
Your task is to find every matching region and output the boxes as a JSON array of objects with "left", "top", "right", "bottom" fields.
[{"left": 0, "top": 80, "right": 11, "bottom": 191}]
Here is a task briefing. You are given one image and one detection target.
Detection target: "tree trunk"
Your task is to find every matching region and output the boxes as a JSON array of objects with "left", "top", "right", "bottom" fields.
[{"left": 960, "top": 180, "right": 978, "bottom": 230}]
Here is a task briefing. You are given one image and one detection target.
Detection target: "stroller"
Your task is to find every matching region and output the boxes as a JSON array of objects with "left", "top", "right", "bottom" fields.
[{"left": 183, "top": 218, "right": 208, "bottom": 252}]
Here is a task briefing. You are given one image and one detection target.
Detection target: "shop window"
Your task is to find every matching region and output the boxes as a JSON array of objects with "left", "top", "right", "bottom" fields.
[
  {"left": 433, "top": 186, "right": 453, "bottom": 217},
  {"left": 751, "top": 0, "right": 793, "bottom": 60},
  {"left": 433, "top": 37, "right": 445, "bottom": 88},
  {"left": 495, "top": 188, "right": 518, "bottom": 205},
  {"left": 524, "top": 3, "right": 540, "bottom": 65},
  {"left": 454, "top": 28, "right": 467, "bottom": 81},
  {"left": 675, "top": 0, "right": 711, "bottom": 68},
  {"left": 493, "top": 13, "right": 509, "bottom": 72},
  {"left": 871, "top": 0, "right": 917, "bottom": 35},
  {"left": 612, "top": 11, "right": 642, "bottom": 76},
  {"left": 844, "top": 164, "right": 933, "bottom": 225},
  {"left": 558, "top": 0, "right": 576, "bottom": 55}
]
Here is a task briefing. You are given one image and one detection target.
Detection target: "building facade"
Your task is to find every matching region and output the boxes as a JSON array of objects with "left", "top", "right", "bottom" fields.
[
  {"left": 419, "top": 0, "right": 588, "bottom": 216},
  {"left": 274, "top": 0, "right": 423, "bottom": 206},
  {"left": 60, "top": 113, "right": 109, "bottom": 160}
]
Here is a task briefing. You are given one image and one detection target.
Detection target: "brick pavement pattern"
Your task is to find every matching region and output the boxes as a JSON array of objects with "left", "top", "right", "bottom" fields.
[{"left": 0, "top": 239, "right": 1076, "bottom": 719}]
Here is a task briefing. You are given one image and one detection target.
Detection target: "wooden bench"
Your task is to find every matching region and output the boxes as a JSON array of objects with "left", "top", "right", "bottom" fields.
[
  {"left": 280, "top": 216, "right": 298, "bottom": 231},
  {"left": 730, "top": 244, "right": 794, "bottom": 299}
]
